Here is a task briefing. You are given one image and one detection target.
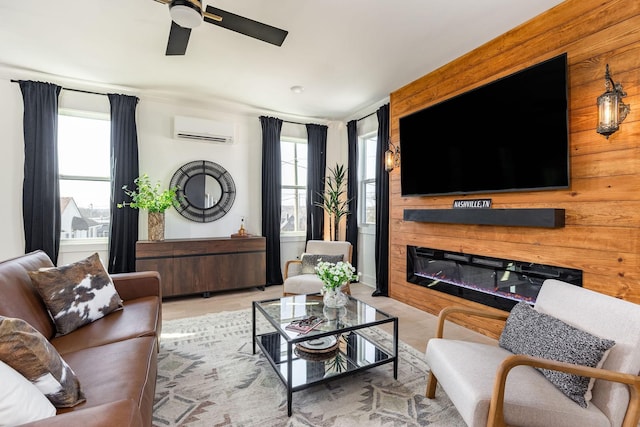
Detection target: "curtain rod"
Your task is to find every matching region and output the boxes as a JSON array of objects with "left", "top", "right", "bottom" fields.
[
  {"left": 283, "top": 110, "right": 376, "bottom": 126},
  {"left": 13, "top": 80, "right": 377, "bottom": 121},
  {"left": 355, "top": 111, "right": 376, "bottom": 122},
  {"left": 11, "top": 79, "right": 109, "bottom": 97},
  {"left": 12, "top": 80, "right": 378, "bottom": 121}
]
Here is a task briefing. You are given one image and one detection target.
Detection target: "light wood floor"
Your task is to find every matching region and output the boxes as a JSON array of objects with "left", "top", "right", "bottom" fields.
[{"left": 161, "top": 282, "right": 495, "bottom": 353}]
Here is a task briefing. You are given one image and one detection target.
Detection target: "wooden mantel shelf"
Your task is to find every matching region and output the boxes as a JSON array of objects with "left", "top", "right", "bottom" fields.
[{"left": 403, "top": 208, "right": 565, "bottom": 228}]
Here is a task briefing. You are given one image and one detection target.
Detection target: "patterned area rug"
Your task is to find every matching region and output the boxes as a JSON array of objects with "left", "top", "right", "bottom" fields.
[{"left": 153, "top": 309, "right": 464, "bottom": 427}]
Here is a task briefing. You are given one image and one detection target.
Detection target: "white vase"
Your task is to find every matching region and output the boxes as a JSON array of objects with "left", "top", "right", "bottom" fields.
[
  {"left": 322, "top": 286, "right": 349, "bottom": 308},
  {"left": 323, "top": 305, "right": 347, "bottom": 322}
]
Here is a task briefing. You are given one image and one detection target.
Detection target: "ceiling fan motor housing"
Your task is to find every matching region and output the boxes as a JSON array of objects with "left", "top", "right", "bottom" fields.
[{"left": 169, "top": 0, "right": 202, "bottom": 28}]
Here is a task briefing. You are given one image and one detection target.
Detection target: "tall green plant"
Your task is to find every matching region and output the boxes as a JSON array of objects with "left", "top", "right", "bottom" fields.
[
  {"left": 117, "top": 174, "right": 180, "bottom": 213},
  {"left": 316, "top": 164, "right": 351, "bottom": 241}
]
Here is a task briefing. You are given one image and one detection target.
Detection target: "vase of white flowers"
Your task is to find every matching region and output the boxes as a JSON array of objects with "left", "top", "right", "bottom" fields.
[
  {"left": 322, "top": 287, "right": 349, "bottom": 309},
  {"left": 315, "top": 260, "right": 359, "bottom": 308}
]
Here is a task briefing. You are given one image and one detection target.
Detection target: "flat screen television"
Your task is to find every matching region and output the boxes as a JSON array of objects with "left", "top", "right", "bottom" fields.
[{"left": 400, "top": 53, "right": 569, "bottom": 197}]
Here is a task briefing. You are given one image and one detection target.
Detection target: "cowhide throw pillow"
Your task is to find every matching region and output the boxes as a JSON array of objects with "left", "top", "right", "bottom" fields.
[
  {"left": 0, "top": 316, "right": 85, "bottom": 408},
  {"left": 300, "top": 253, "right": 344, "bottom": 274},
  {"left": 29, "top": 252, "right": 123, "bottom": 336},
  {"left": 499, "top": 301, "right": 615, "bottom": 408}
]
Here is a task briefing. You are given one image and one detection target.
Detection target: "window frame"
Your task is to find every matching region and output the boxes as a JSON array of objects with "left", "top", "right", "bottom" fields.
[
  {"left": 358, "top": 131, "right": 377, "bottom": 228},
  {"left": 280, "top": 136, "right": 308, "bottom": 236},
  {"left": 58, "top": 109, "right": 111, "bottom": 244}
]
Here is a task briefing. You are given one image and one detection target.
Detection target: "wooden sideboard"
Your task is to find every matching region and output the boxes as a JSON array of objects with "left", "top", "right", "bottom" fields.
[{"left": 135, "top": 236, "right": 266, "bottom": 298}]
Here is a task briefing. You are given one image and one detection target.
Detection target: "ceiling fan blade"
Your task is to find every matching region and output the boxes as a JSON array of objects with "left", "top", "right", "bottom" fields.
[
  {"left": 166, "top": 21, "right": 192, "bottom": 55},
  {"left": 204, "top": 6, "right": 288, "bottom": 46}
]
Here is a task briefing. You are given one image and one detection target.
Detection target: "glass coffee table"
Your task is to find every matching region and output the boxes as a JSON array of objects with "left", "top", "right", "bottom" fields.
[{"left": 252, "top": 293, "right": 398, "bottom": 416}]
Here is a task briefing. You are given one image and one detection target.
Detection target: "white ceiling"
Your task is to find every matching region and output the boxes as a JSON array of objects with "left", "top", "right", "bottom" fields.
[{"left": 0, "top": 0, "right": 564, "bottom": 121}]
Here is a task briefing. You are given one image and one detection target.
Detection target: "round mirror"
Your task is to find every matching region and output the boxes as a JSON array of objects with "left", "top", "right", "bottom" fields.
[
  {"left": 170, "top": 160, "right": 236, "bottom": 222},
  {"left": 184, "top": 174, "right": 222, "bottom": 209}
]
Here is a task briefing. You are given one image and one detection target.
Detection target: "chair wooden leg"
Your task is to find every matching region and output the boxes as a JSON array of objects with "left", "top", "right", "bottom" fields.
[
  {"left": 426, "top": 371, "right": 438, "bottom": 398},
  {"left": 622, "top": 381, "right": 640, "bottom": 427}
]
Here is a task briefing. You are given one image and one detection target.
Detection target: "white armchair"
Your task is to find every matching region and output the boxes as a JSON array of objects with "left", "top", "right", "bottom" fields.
[
  {"left": 282, "top": 240, "right": 353, "bottom": 296},
  {"left": 425, "top": 279, "right": 640, "bottom": 427}
]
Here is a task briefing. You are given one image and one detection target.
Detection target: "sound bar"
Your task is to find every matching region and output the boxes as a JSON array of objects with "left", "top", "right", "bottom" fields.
[{"left": 403, "top": 208, "right": 565, "bottom": 228}]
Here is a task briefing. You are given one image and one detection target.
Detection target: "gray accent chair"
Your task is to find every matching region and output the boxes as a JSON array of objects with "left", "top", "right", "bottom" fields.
[
  {"left": 282, "top": 240, "right": 353, "bottom": 296},
  {"left": 425, "top": 279, "right": 640, "bottom": 427}
]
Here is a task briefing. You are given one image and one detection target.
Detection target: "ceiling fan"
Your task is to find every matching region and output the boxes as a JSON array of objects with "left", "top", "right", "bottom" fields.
[{"left": 153, "top": 0, "right": 288, "bottom": 55}]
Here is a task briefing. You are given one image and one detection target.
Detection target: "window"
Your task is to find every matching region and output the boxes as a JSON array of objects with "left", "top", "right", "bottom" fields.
[
  {"left": 58, "top": 112, "right": 111, "bottom": 240},
  {"left": 281, "top": 139, "right": 307, "bottom": 233},
  {"left": 359, "top": 133, "right": 377, "bottom": 225}
]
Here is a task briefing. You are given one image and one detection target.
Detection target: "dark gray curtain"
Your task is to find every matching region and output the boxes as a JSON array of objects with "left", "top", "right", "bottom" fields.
[
  {"left": 306, "top": 123, "right": 327, "bottom": 241},
  {"left": 261, "top": 116, "right": 284, "bottom": 285},
  {"left": 346, "top": 120, "right": 358, "bottom": 269},
  {"left": 19, "top": 81, "right": 62, "bottom": 264},
  {"left": 107, "top": 94, "right": 140, "bottom": 274},
  {"left": 373, "top": 104, "right": 390, "bottom": 296}
]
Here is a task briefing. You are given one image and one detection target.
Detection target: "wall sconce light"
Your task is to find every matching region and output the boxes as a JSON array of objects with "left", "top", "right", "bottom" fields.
[
  {"left": 597, "top": 64, "right": 630, "bottom": 138},
  {"left": 385, "top": 142, "right": 401, "bottom": 172}
]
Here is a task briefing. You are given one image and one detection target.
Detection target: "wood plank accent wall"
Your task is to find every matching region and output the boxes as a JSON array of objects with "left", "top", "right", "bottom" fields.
[{"left": 389, "top": 0, "right": 640, "bottom": 339}]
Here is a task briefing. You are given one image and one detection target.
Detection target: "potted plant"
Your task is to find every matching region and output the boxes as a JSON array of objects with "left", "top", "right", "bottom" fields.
[
  {"left": 117, "top": 174, "right": 180, "bottom": 241},
  {"left": 316, "top": 163, "right": 352, "bottom": 241}
]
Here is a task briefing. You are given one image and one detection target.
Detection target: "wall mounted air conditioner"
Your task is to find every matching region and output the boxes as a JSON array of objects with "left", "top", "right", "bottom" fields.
[{"left": 173, "top": 116, "right": 235, "bottom": 144}]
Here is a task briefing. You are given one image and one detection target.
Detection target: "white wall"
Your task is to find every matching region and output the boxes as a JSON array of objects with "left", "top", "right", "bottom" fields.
[
  {"left": 0, "top": 67, "right": 386, "bottom": 291},
  {"left": 0, "top": 78, "right": 28, "bottom": 261},
  {"left": 0, "top": 71, "right": 342, "bottom": 269},
  {"left": 136, "top": 98, "right": 262, "bottom": 240}
]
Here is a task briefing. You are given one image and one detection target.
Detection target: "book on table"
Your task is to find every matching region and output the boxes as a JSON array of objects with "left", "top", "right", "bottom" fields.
[{"left": 285, "top": 316, "right": 325, "bottom": 334}]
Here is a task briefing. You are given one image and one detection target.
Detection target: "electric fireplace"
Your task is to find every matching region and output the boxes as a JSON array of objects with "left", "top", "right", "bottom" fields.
[{"left": 407, "top": 246, "right": 582, "bottom": 311}]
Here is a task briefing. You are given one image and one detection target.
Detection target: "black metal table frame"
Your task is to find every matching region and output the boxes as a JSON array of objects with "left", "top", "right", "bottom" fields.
[{"left": 252, "top": 294, "right": 398, "bottom": 417}]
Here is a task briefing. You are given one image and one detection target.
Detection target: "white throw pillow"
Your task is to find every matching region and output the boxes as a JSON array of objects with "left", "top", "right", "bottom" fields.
[
  {"left": 0, "top": 316, "right": 85, "bottom": 408},
  {"left": 0, "top": 360, "right": 56, "bottom": 426}
]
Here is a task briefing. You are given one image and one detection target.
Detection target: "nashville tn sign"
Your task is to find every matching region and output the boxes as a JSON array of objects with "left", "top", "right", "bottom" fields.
[{"left": 452, "top": 199, "right": 492, "bottom": 209}]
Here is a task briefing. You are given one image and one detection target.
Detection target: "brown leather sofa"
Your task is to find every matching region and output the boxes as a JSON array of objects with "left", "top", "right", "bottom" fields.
[{"left": 0, "top": 250, "right": 161, "bottom": 427}]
